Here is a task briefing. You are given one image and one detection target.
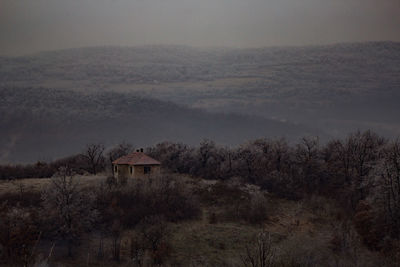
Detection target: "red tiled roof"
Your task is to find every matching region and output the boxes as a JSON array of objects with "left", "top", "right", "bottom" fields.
[{"left": 112, "top": 152, "right": 161, "bottom": 166}]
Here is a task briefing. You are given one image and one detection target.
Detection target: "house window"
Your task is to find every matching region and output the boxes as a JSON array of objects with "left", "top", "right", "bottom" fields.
[
  {"left": 130, "top": 166, "right": 133, "bottom": 174},
  {"left": 114, "top": 165, "right": 118, "bottom": 173},
  {"left": 144, "top": 166, "right": 151, "bottom": 174}
]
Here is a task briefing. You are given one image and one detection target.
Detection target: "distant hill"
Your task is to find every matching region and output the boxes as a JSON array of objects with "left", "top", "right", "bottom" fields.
[
  {"left": 0, "top": 87, "right": 323, "bottom": 163},
  {"left": 1, "top": 42, "right": 399, "bottom": 163},
  {"left": 1, "top": 42, "right": 398, "bottom": 87}
]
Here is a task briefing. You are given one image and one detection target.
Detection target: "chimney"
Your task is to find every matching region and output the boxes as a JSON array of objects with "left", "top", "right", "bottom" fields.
[
  {"left": 136, "top": 149, "right": 139, "bottom": 152},
  {"left": 140, "top": 148, "right": 143, "bottom": 152}
]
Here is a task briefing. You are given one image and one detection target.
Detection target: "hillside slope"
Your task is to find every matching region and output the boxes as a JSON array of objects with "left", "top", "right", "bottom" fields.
[{"left": 0, "top": 87, "right": 323, "bottom": 163}]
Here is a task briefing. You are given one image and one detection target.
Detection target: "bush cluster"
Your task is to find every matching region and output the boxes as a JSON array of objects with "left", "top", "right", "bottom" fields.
[{"left": 148, "top": 131, "right": 400, "bottom": 251}]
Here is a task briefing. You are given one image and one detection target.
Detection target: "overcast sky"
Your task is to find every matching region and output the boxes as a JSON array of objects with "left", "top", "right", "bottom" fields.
[{"left": 1, "top": 0, "right": 399, "bottom": 56}]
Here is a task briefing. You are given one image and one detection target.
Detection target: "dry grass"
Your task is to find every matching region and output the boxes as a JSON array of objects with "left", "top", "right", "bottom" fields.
[
  {"left": 169, "top": 214, "right": 260, "bottom": 266},
  {"left": 0, "top": 175, "right": 107, "bottom": 195},
  {"left": 166, "top": 191, "right": 342, "bottom": 266}
]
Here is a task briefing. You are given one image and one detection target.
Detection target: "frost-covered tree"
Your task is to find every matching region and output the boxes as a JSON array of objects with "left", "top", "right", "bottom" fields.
[
  {"left": 374, "top": 140, "right": 400, "bottom": 238},
  {"left": 41, "top": 167, "right": 98, "bottom": 256},
  {"left": 81, "top": 143, "right": 105, "bottom": 174}
]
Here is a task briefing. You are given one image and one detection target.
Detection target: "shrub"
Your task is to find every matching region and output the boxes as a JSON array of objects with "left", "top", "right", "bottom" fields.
[
  {"left": 0, "top": 191, "right": 41, "bottom": 208},
  {"left": 0, "top": 205, "right": 40, "bottom": 266},
  {"left": 135, "top": 215, "right": 171, "bottom": 265},
  {"left": 353, "top": 201, "right": 384, "bottom": 250},
  {"left": 98, "top": 175, "right": 201, "bottom": 228},
  {"left": 245, "top": 192, "right": 268, "bottom": 224}
]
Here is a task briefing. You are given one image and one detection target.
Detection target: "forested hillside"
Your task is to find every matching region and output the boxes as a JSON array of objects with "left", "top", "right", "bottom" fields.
[
  {"left": 0, "top": 87, "right": 321, "bottom": 163},
  {"left": 1, "top": 42, "right": 399, "bottom": 138}
]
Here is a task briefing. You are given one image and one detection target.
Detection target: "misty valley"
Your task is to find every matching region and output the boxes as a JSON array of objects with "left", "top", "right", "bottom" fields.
[{"left": 1, "top": 42, "right": 400, "bottom": 266}]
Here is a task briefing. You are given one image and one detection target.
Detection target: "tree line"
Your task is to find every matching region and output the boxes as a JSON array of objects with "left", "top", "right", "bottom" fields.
[{"left": 1, "top": 130, "right": 400, "bottom": 255}]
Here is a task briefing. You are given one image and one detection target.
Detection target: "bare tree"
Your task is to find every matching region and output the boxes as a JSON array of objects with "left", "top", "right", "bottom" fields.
[
  {"left": 111, "top": 219, "right": 122, "bottom": 262},
  {"left": 236, "top": 143, "right": 262, "bottom": 184},
  {"left": 324, "top": 131, "right": 386, "bottom": 209},
  {"left": 135, "top": 215, "right": 170, "bottom": 265},
  {"left": 199, "top": 139, "right": 216, "bottom": 169},
  {"left": 254, "top": 138, "right": 272, "bottom": 173},
  {"left": 41, "top": 167, "right": 98, "bottom": 257},
  {"left": 295, "top": 136, "right": 321, "bottom": 193},
  {"left": 376, "top": 139, "right": 400, "bottom": 238},
  {"left": 197, "top": 139, "right": 221, "bottom": 179},
  {"left": 241, "top": 231, "right": 275, "bottom": 267},
  {"left": 270, "top": 138, "right": 292, "bottom": 174},
  {"left": 107, "top": 142, "right": 134, "bottom": 170},
  {"left": 340, "top": 131, "right": 386, "bottom": 208},
  {"left": 82, "top": 143, "right": 105, "bottom": 175}
]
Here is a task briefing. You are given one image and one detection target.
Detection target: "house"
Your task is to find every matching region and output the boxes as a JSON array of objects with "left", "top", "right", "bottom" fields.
[{"left": 112, "top": 150, "right": 161, "bottom": 181}]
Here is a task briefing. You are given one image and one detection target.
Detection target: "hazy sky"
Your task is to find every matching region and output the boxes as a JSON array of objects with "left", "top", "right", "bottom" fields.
[{"left": 1, "top": 0, "right": 399, "bottom": 55}]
